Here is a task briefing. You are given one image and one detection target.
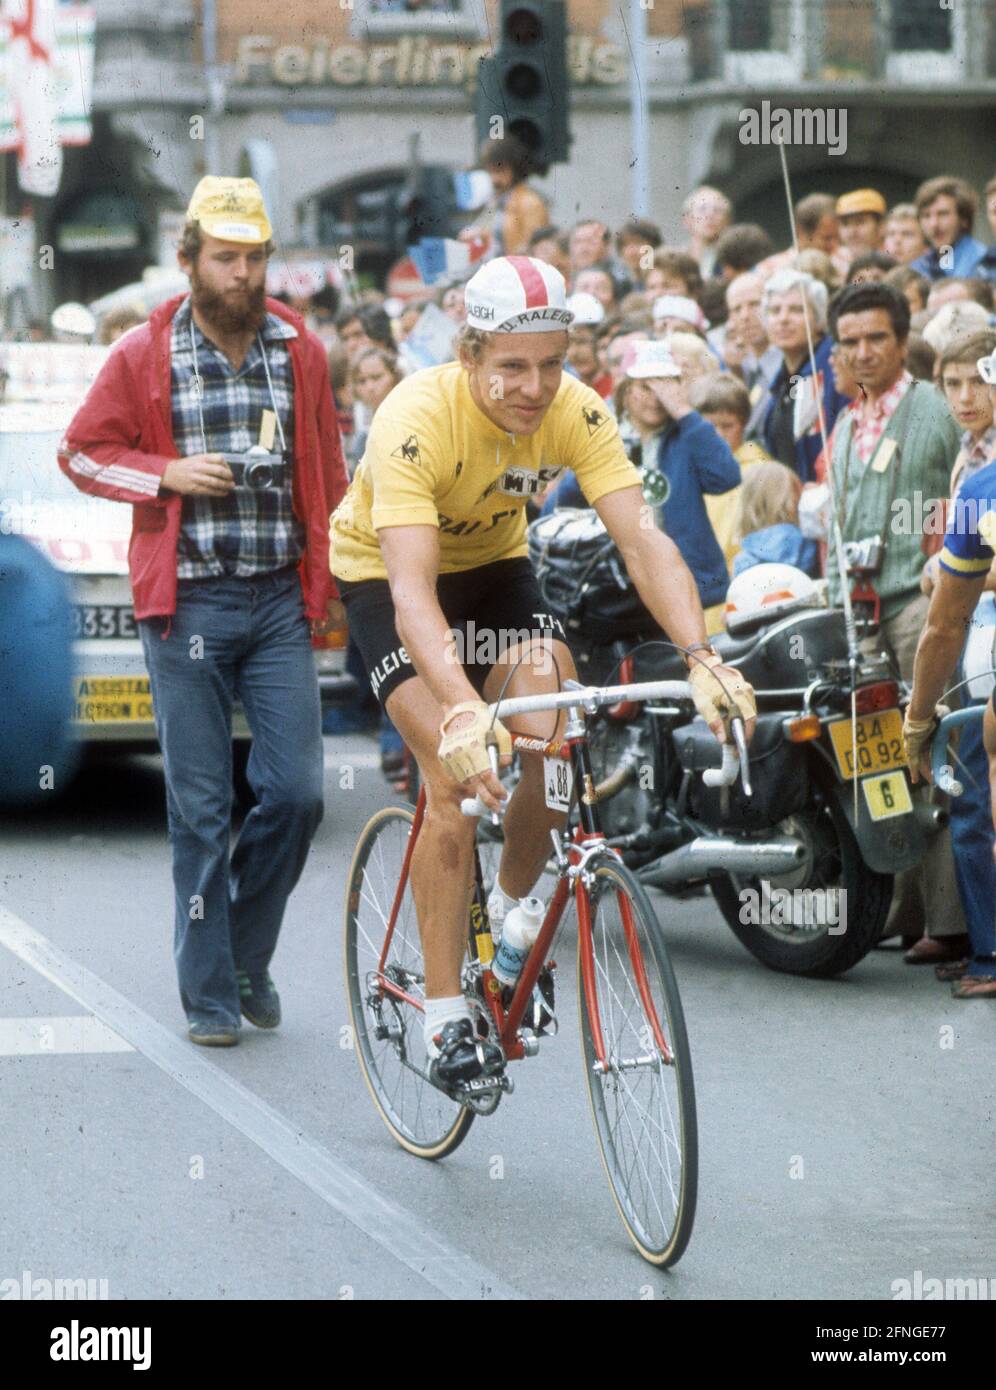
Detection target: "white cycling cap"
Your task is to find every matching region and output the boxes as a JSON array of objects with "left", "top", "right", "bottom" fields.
[
  {"left": 565, "top": 291, "right": 605, "bottom": 325},
  {"left": 464, "top": 256, "right": 574, "bottom": 334},
  {"left": 50, "top": 301, "right": 96, "bottom": 338},
  {"left": 651, "top": 294, "right": 709, "bottom": 332},
  {"left": 625, "top": 339, "right": 682, "bottom": 380}
]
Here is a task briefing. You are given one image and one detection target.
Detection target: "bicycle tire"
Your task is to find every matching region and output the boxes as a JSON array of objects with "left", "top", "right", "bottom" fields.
[
  {"left": 577, "top": 854, "right": 698, "bottom": 1266},
  {"left": 344, "top": 804, "right": 474, "bottom": 1159}
]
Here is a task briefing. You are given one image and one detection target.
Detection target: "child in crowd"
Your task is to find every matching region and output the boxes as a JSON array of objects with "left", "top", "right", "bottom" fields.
[
  {"left": 690, "top": 374, "right": 769, "bottom": 571},
  {"left": 732, "top": 462, "right": 820, "bottom": 577}
]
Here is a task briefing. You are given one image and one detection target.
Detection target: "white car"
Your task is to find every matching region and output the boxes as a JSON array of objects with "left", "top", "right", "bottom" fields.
[{"left": 1, "top": 399, "right": 347, "bottom": 764}]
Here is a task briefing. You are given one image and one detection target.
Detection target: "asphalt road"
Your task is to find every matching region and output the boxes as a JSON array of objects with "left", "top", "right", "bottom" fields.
[{"left": 0, "top": 737, "right": 991, "bottom": 1301}]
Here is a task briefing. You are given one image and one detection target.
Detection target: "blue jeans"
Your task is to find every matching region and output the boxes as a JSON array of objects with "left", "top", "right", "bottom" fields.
[
  {"left": 948, "top": 700, "right": 996, "bottom": 977},
  {"left": 140, "top": 568, "right": 323, "bottom": 1026}
]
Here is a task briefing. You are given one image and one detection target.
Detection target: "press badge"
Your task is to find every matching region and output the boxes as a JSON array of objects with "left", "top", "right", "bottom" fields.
[
  {"left": 871, "top": 437, "right": 897, "bottom": 474},
  {"left": 258, "top": 409, "right": 277, "bottom": 451}
]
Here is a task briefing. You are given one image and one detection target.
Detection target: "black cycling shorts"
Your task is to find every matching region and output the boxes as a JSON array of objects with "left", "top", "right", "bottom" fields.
[{"left": 336, "top": 557, "right": 570, "bottom": 709}]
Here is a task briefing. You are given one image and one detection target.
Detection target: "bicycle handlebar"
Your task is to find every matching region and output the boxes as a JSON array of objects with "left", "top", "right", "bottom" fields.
[
  {"left": 930, "top": 706, "right": 986, "bottom": 795},
  {"left": 459, "top": 679, "right": 752, "bottom": 817}
]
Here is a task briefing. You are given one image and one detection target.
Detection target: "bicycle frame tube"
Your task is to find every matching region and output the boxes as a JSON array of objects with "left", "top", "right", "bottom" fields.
[
  {"left": 497, "top": 873, "right": 572, "bottom": 1056},
  {"left": 618, "top": 890, "right": 672, "bottom": 1063},
  {"left": 376, "top": 788, "right": 428, "bottom": 1003},
  {"left": 495, "top": 728, "right": 608, "bottom": 1054}
]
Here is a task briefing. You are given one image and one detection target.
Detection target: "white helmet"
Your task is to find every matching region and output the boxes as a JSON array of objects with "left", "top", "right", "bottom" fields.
[{"left": 724, "top": 563, "right": 819, "bottom": 635}]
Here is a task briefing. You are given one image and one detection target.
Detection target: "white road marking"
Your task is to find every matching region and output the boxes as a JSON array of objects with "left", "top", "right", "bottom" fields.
[
  {"left": 0, "top": 1015, "right": 134, "bottom": 1056},
  {"left": 323, "top": 752, "right": 382, "bottom": 770},
  {"left": 0, "top": 906, "right": 522, "bottom": 1302}
]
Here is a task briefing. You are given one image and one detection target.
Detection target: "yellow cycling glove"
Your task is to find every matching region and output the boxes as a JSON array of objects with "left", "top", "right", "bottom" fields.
[{"left": 438, "top": 700, "right": 513, "bottom": 784}]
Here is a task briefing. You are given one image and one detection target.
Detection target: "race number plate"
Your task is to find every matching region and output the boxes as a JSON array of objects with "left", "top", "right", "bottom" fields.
[
  {"left": 72, "top": 676, "right": 154, "bottom": 724},
  {"left": 861, "top": 771, "right": 913, "bottom": 822},
  {"left": 827, "top": 709, "right": 905, "bottom": 781},
  {"left": 544, "top": 755, "right": 573, "bottom": 811}
]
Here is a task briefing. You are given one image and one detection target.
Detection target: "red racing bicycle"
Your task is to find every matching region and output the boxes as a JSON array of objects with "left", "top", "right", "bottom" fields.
[{"left": 345, "top": 677, "right": 747, "bottom": 1265}]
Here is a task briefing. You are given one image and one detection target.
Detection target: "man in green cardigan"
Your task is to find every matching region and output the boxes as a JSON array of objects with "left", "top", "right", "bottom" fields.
[{"left": 826, "top": 281, "right": 968, "bottom": 964}]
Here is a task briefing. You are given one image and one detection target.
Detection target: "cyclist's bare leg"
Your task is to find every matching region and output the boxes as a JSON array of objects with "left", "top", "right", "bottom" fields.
[
  {"left": 482, "top": 637, "right": 577, "bottom": 898},
  {"left": 384, "top": 675, "right": 477, "bottom": 999}
]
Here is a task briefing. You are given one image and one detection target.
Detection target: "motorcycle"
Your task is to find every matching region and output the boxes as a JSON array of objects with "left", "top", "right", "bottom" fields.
[{"left": 522, "top": 510, "right": 933, "bottom": 979}]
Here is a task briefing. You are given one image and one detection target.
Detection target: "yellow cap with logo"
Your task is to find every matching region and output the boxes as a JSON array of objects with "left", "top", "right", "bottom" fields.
[{"left": 186, "top": 176, "right": 273, "bottom": 244}]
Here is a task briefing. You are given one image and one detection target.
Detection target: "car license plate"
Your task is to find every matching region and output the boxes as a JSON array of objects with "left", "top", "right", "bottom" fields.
[
  {"left": 861, "top": 771, "right": 914, "bottom": 822},
  {"left": 72, "top": 604, "right": 138, "bottom": 640},
  {"left": 72, "top": 676, "right": 154, "bottom": 724},
  {"left": 827, "top": 709, "right": 906, "bottom": 781}
]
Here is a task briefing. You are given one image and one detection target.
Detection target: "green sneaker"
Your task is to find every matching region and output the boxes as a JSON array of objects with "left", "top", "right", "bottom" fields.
[
  {"left": 188, "top": 1019, "right": 240, "bottom": 1047},
  {"left": 237, "top": 971, "right": 281, "bottom": 1029}
]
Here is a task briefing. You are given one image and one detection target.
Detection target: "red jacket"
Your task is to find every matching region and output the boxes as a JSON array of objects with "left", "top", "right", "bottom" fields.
[{"left": 57, "top": 295, "right": 348, "bottom": 621}]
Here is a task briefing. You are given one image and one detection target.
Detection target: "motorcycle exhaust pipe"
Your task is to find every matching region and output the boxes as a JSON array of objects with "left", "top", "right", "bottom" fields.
[{"left": 639, "top": 835, "right": 807, "bottom": 888}]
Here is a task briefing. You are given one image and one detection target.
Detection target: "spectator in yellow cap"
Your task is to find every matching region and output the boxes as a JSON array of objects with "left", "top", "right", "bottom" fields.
[
  {"left": 57, "top": 173, "right": 350, "bottom": 1047},
  {"left": 835, "top": 189, "right": 887, "bottom": 266}
]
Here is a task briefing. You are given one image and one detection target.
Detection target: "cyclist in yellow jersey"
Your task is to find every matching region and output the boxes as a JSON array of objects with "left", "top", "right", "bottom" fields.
[{"left": 329, "top": 256, "right": 756, "bottom": 1085}]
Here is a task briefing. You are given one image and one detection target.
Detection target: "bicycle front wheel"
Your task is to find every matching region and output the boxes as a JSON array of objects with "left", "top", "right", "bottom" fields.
[
  {"left": 577, "top": 855, "right": 698, "bottom": 1266},
  {"left": 344, "top": 805, "right": 474, "bottom": 1159}
]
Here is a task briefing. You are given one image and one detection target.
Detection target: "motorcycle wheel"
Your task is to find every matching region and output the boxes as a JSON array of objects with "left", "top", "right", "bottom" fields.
[{"left": 709, "top": 789, "right": 893, "bottom": 978}]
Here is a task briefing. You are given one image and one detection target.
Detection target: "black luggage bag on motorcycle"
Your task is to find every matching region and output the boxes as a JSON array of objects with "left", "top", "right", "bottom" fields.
[{"left": 528, "top": 509, "right": 655, "bottom": 646}]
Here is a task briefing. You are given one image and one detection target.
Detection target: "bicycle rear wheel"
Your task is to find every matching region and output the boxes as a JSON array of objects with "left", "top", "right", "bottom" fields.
[
  {"left": 345, "top": 805, "right": 474, "bottom": 1159},
  {"left": 577, "top": 855, "right": 697, "bottom": 1266}
]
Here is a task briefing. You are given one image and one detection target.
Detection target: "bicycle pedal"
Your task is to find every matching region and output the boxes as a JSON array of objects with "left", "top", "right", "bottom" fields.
[{"left": 453, "top": 1071, "right": 512, "bottom": 1099}]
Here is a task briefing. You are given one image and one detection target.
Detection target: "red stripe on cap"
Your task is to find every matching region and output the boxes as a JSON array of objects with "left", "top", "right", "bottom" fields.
[{"left": 505, "top": 256, "right": 549, "bottom": 308}]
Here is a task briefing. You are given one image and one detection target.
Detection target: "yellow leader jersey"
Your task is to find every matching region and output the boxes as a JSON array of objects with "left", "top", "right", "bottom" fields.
[{"left": 329, "top": 362, "right": 641, "bottom": 582}]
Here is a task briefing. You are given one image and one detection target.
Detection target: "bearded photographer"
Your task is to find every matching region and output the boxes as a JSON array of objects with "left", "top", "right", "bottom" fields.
[
  {"left": 57, "top": 178, "right": 349, "bottom": 1045},
  {"left": 825, "top": 281, "right": 967, "bottom": 964}
]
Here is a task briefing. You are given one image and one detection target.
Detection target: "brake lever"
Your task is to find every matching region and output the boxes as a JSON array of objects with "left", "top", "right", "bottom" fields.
[
  {"left": 701, "top": 718, "right": 752, "bottom": 797},
  {"left": 731, "top": 717, "right": 752, "bottom": 798},
  {"left": 460, "top": 739, "right": 505, "bottom": 824}
]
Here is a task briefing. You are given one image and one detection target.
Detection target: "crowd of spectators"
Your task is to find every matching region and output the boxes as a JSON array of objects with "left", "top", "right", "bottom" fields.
[
  {"left": 310, "top": 152, "right": 996, "bottom": 989},
  {"left": 39, "top": 144, "right": 993, "bottom": 989}
]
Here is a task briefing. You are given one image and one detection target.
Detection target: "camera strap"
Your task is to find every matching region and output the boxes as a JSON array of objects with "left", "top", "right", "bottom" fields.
[{"left": 189, "top": 317, "right": 288, "bottom": 457}]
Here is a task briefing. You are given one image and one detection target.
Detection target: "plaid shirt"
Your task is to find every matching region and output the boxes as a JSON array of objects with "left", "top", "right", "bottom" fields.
[
  {"left": 851, "top": 370, "right": 913, "bottom": 465},
  {"left": 170, "top": 297, "right": 305, "bottom": 578},
  {"left": 959, "top": 424, "right": 996, "bottom": 481}
]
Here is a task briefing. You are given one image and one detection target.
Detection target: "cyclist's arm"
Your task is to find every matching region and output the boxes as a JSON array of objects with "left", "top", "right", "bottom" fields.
[
  {"left": 908, "top": 567, "right": 986, "bottom": 721},
  {"left": 379, "top": 523, "right": 483, "bottom": 714},
  {"left": 593, "top": 484, "right": 710, "bottom": 652}
]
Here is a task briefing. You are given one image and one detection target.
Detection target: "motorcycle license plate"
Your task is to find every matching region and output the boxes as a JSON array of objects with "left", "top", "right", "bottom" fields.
[
  {"left": 861, "top": 772, "right": 913, "bottom": 822},
  {"left": 827, "top": 709, "right": 906, "bottom": 781}
]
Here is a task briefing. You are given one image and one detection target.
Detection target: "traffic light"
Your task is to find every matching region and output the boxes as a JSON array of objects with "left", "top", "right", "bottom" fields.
[{"left": 475, "top": 0, "right": 570, "bottom": 174}]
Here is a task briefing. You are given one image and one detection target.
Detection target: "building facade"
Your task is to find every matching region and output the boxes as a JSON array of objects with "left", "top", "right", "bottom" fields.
[{"left": 2, "top": 0, "right": 995, "bottom": 316}]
